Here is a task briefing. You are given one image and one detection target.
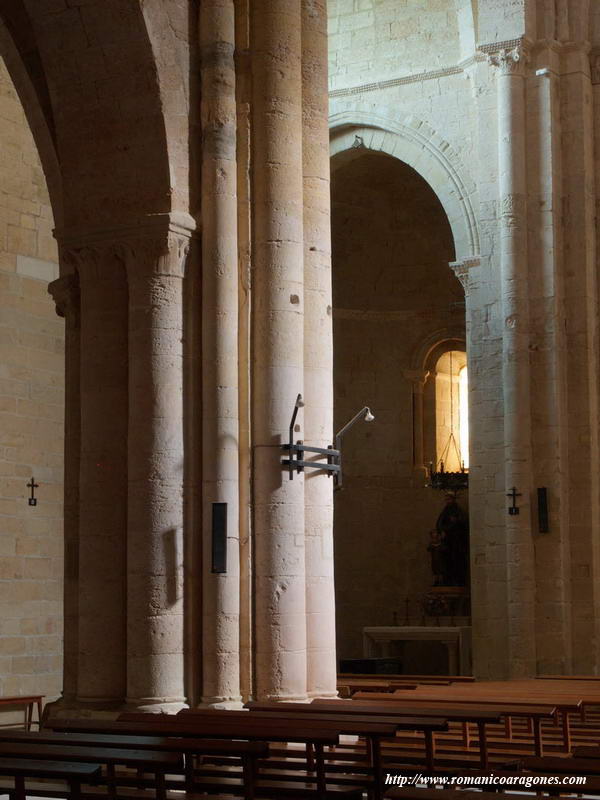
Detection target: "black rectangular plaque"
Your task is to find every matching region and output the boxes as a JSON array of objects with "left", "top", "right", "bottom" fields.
[
  {"left": 537, "top": 488, "right": 549, "bottom": 533},
  {"left": 211, "top": 502, "right": 227, "bottom": 574}
]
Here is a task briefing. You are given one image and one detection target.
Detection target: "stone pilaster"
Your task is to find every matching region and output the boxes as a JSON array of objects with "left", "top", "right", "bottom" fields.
[
  {"left": 124, "top": 232, "right": 189, "bottom": 710},
  {"left": 48, "top": 270, "right": 80, "bottom": 703},
  {"left": 403, "top": 369, "right": 430, "bottom": 476},
  {"left": 302, "top": 0, "right": 337, "bottom": 700},
  {"left": 251, "top": 0, "right": 307, "bottom": 700},
  {"left": 489, "top": 43, "right": 536, "bottom": 676},
  {"left": 73, "top": 246, "right": 128, "bottom": 703},
  {"left": 199, "top": 0, "right": 241, "bottom": 708}
]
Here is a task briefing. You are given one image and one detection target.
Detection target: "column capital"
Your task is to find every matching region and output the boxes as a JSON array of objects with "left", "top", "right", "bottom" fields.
[
  {"left": 48, "top": 272, "right": 80, "bottom": 325},
  {"left": 403, "top": 369, "right": 430, "bottom": 388},
  {"left": 120, "top": 232, "right": 191, "bottom": 282},
  {"left": 483, "top": 40, "right": 530, "bottom": 76},
  {"left": 449, "top": 256, "right": 480, "bottom": 292}
]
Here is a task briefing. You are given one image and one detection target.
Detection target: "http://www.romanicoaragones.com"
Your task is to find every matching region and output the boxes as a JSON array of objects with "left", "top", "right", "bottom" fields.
[{"left": 384, "top": 773, "right": 587, "bottom": 788}]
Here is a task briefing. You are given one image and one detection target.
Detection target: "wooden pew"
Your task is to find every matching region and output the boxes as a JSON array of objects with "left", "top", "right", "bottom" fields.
[
  {"left": 354, "top": 691, "right": 559, "bottom": 755},
  {"left": 0, "top": 758, "right": 100, "bottom": 800},
  {"left": 394, "top": 681, "right": 580, "bottom": 751},
  {"left": 0, "top": 741, "right": 181, "bottom": 800},
  {"left": 0, "top": 696, "right": 44, "bottom": 731},
  {"left": 22, "top": 726, "right": 267, "bottom": 800},
  {"left": 170, "top": 708, "right": 402, "bottom": 800},
  {"left": 327, "top": 697, "right": 504, "bottom": 766},
  {"left": 50, "top": 716, "right": 361, "bottom": 800},
  {"left": 241, "top": 702, "right": 448, "bottom": 771}
]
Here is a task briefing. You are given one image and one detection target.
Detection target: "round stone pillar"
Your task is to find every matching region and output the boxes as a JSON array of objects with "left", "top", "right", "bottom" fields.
[
  {"left": 302, "top": 0, "right": 337, "bottom": 699},
  {"left": 200, "top": 0, "right": 241, "bottom": 707},
  {"left": 489, "top": 44, "right": 536, "bottom": 676},
  {"left": 125, "top": 233, "right": 188, "bottom": 710},
  {"left": 75, "top": 248, "right": 128, "bottom": 703},
  {"left": 48, "top": 270, "right": 81, "bottom": 703},
  {"left": 251, "top": 0, "right": 308, "bottom": 700}
]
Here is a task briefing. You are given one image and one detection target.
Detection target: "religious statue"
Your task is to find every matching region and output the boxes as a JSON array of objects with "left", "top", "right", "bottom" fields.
[{"left": 427, "top": 493, "right": 470, "bottom": 587}]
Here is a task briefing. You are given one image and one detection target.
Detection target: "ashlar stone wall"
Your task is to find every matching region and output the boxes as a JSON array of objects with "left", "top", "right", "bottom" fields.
[{"left": 0, "top": 57, "right": 63, "bottom": 701}]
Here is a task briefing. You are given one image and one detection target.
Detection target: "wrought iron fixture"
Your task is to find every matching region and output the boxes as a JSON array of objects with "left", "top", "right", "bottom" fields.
[{"left": 281, "top": 396, "right": 375, "bottom": 489}]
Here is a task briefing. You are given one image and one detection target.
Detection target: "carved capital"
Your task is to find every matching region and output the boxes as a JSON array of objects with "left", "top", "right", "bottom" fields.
[
  {"left": 499, "top": 193, "right": 527, "bottom": 226},
  {"left": 60, "top": 243, "right": 128, "bottom": 288},
  {"left": 487, "top": 44, "right": 529, "bottom": 76},
  {"left": 403, "top": 369, "right": 430, "bottom": 389},
  {"left": 48, "top": 273, "right": 80, "bottom": 326},
  {"left": 449, "top": 256, "right": 480, "bottom": 292},
  {"left": 120, "top": 232, "right": 191, "bottom": 282}
]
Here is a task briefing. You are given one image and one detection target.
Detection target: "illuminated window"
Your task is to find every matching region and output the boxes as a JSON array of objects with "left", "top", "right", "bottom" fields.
[{"left": 434, "top": 350, "right": 467, "bottom": 472}]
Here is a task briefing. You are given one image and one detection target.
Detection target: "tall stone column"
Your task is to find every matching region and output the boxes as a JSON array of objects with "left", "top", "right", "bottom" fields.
[
  {"left": 251, "top": 0, "right": 307, "bottom": 700},
  {"left": 75, "top": 248, "right": 128, "bottom": 703},
  {"left": 200, "top": 0, "right": 241, "bottom": 707},
  {"left": 527, "top": 49, "right": 571, "bottom": 674},
  {"left": 302, "top": 0, "right": 337, "bottom": 700},
  {"left": 489, "top": 44, "right": 536, "bottom": 676},
  {"left": 48, "top": 270, "right": 81, "bottom": 703},
  {"left": 125, "top": 232, "right": 189, "bottom": 710}
]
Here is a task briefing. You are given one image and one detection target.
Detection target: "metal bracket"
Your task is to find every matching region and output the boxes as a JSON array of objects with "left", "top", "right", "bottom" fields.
[{"left": 282, "top": 443, "right": 340, "bottom": 480}]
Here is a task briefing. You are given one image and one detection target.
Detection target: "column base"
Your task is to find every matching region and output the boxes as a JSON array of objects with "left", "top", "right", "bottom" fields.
[
  {"left": 308, "top": 691, "right": 340, "bottom": 700},
  {"left": 124, "top": 698, "right": 188, "bottom": 713},
  {"left": 44, "top": 695, "right": 127, "bottom": 722},
  {"left": 198, "top": 696, "right": 244, "bottom": 709}
]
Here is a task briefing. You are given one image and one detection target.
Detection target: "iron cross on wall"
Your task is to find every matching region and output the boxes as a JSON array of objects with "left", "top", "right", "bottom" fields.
[
  {"left": 27, "top": 477, "right": 38, "bottom": 507},
  {"left": 507, "top": 486, "right": 521, "bottom": 516}
]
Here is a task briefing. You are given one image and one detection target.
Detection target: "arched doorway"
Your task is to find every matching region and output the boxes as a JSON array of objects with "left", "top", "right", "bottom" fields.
[{"left": 331, "top": 148, "right": 470, "bottom": 674}]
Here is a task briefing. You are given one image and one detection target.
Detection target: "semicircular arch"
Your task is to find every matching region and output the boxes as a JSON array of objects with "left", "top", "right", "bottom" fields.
[{"left": 330, "top": 112, "right": 480, "bottom": 263}]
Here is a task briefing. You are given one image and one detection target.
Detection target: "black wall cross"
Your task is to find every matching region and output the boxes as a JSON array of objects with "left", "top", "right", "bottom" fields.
[
  {"left": 507, "top": 486, "right": 521, "bottom": 516},
  {"left": 27, "top": 477, "right": 39, "bottom": 507}
]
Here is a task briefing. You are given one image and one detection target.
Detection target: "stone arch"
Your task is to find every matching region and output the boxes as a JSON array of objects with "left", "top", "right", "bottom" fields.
[
  {"left": 330, "top": 112, "right": 480, "bottom": 263},
  {"left": 0, "top": 0, "right": 196, "bottom": 239},
  {"left": 413, "top": 330, "right": 468, "bottom": 374}
]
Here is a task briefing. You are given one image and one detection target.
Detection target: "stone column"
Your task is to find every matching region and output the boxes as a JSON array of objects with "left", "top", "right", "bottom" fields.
[
  {"left": 302, "top": 0, "right": 337, "bottom": 700},
  {"left": 527, "top": 49, "right": 571, "bottom": 674},
  {"left": 125, "top": 232, "right": 188, "bottom": 710},
  {"left": 404, "top": 369, "right": 430, "bottom": 477},
  {"left": 199, "top": 0, "right": 241, "bottom": 707},
  {"left": 251, "top": 0, "right": 307, "bottom": 700},
  {"left": 48, "top": 270, "right": 80, "bottom": 703},
  {"left": 75, "top": 247, "right": 128, "bottom": 703},
  {"left": 489, "top": 44, "right": 536, "bottom": 676},
  {"left": 235, "top": 0, "right": 253, "bottom": 703}
]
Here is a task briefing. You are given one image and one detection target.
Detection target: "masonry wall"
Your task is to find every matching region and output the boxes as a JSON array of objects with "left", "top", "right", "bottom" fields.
[
  {"left": 0, "top": 57, "right": 63, "bottom": 702},
  {"left": 328, "top": 0, "right": 600, "bottom": 677},
  {"left": 331, "top": 151, "right": 465, "bottom": 663}
]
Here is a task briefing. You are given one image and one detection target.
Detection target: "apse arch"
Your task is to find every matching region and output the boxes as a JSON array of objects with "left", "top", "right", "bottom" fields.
[{"left": 330, "top": 112, "right": 480, "bottom": 265}]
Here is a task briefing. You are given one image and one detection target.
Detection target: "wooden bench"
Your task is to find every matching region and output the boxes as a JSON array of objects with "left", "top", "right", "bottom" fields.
[
  {"left": 242, "top": 701, "right": 448, "bottom": 771},
  {"left": 353, "top": 691, "right": 558, "bottom": 755},
  {"left": 320, "top": 697, "right": 503, "bottom": 766},
  {"left": 0, "top": 740, "right": 181, "bottom": 800},
  {"left": 174, "top": 708, "right": 401, "bottom": 800},
  {"left": 50, "top": 716, "right": 359, "bottom": 800},
  {"left": 400, "top": 681, "right": 583, "bottom": 750},
  {"left": 0, "top": 695, "right": 44, "bottom": 731},
  {"left": 40, "top": 724, "right": 270, "bottom": 800},
  {"left": 0, "top": 758, "right": 100, "bottom": 800}
]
